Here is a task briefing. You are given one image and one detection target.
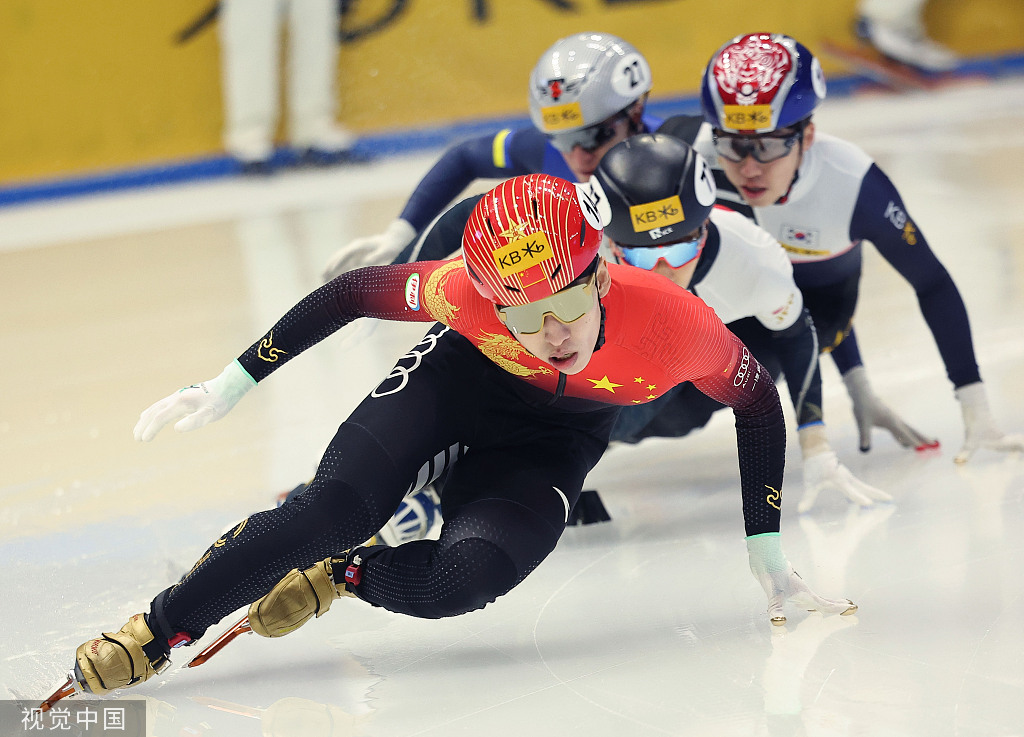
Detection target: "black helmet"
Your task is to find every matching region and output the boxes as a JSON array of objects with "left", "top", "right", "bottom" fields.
[{"left": 592, "top": 133, "right": 717, "bottom": 247}]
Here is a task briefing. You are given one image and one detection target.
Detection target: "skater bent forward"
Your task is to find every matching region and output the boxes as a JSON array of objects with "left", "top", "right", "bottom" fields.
[{"left": 55, "top": 174, "right": 855, "bottom": 701}]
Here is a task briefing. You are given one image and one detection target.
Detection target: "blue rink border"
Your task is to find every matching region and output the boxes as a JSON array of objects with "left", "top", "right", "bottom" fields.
[{"left": 2, "top": 52, "right": 1022, "bottom": 210}]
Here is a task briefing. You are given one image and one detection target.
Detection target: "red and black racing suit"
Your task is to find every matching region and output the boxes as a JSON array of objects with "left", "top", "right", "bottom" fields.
[{"left": 150, "top": 257, "right": 787, "bottom": 640}]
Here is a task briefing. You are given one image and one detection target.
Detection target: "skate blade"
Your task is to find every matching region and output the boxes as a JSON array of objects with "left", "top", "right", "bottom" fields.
[
  {"left": 191, "top": 695, "right": 263, "bottom": 719},
  {"left": 187, "top": 615, "right": 252, "bottom": 668},
  {"left": 39, "top": 672, "right": 82, "bottom": 712}
]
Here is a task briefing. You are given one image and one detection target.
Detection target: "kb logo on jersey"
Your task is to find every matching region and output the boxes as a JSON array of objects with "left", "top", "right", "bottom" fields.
[
  {"left": 884, "top": 200, "right": 918, "bottom": 244},
  {"left": 493, "top": 232, "right": 554, "bottom": 277}
]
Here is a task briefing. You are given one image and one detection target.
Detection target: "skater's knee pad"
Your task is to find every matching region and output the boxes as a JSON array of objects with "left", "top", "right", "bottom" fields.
[
  {"left": 439, "top": 497, "right": 563, "bottom": 571},
  {"left": 354, "top": 536, "right": 519, "bottom": 619},
  {"left": 249, "top": 556, "right": 354, "bottom": 638},
  {"left": 426, "top": 536, "right": 519, "bottom": 617}
]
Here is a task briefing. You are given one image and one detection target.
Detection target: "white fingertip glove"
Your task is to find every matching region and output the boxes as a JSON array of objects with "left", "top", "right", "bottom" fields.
[
  {"left": 953, "top": 382, "right": 1024, "bottom": 464},
  {"left": 321, "top": 218, "right": 417, "bottom": 282},
  {"left": 797, "top": 424, "right": 892, "bottom": 513},
  {"left": 133, "top": 360, "right": 256, "bottom": 442},
  {"left": 746, "top": 533, "right": 858, "bottom": 626},
  {"left": 842, "top": 365, "right": 938, "bottom": 452}
]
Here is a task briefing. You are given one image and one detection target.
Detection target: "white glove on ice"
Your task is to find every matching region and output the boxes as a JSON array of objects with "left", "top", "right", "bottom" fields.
[
  {"left": 321, "top": 218, "right": 417, "bottom": 282},
  {"left": 746, "top": 533, "right": 858, "bottom": 626},
  {"left": 797, "top": 424, "right": 892, "bottom": 513},
  {"left": 842, "top": 365, "right": 937, "bottom": 452},
  {"left": 134, "top": 360, "right": 256, "bottom": 442},
  {"left": 953, "top": 382, "right": 1024, "bottom": 464}
]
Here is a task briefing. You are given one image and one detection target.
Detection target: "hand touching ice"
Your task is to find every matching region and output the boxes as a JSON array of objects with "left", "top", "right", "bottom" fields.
[
  {"left": 954, "top": 382, "right": 1024, "bottom": 464},
  {"left": 746, "top": 533, "right": 858, "bottom": 626},
  {"left": 797, "top": 424, "right": 892, "bottom": 513},
  {"left": 842, "top": 366, "right": 937, "bottom": 452}
]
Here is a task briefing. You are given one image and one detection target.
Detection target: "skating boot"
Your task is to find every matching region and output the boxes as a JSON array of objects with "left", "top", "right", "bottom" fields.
[
  {"left": 74, "top": 613, "right": 177, "bottom": 694},
  {"left": 377, "top": 485, "right": 441, "bottom": 545},
  {"left": 248, "top": 551, "right": 366, "bottom": 638},
  {"left": 566, "top": 489, "right": 612, "bottom": 526}
]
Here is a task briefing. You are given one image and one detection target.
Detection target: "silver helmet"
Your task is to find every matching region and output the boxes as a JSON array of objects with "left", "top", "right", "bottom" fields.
[{"left": 528, "top": 32, "right": 652, "bottom": 145}]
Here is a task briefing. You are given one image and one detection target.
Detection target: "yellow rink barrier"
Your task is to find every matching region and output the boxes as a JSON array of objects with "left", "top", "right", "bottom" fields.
[{"left": 1, "top": 0, "right": 1022, "bottom": 187}]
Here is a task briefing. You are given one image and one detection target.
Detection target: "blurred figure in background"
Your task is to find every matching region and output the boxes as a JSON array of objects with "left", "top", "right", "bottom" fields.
[
  {"left": 855, "top": 0, "right": 958, "bottom": 72},
  {"left": 219, "top": 0, "right": 359, "bottom": 173},
  {"left": 320, "top": 31, "right": 658, "bottom": 278}
]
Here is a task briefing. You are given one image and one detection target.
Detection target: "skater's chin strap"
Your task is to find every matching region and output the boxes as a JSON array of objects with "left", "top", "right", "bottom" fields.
[
  {"left": 776, "top": 167, "right": 802, "bottom": 205},
  {"left": 775, "top": 122, "right": 810, "bottom": 205}
]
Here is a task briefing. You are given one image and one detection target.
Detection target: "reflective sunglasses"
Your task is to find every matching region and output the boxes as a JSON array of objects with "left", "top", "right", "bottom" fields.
[
  {"left": 712, "top": 130, "right": 802, "bottom": 163},
  {"left": 618, "top": 224, "right": 707, "bottom": 271},
  {"left": 547, "top": 111, "right": 629, "bottom": 154},
  {"left": 497, "top": 273, "right": 597, "bottom": 335}
]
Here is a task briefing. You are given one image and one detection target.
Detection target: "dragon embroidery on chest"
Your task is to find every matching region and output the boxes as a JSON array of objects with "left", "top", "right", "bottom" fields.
[{"left": 475, "top": 332, "right": 553, "bottom": 378}]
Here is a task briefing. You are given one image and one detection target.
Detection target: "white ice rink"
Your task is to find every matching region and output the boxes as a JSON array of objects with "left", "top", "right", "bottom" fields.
[{"left": 2, "top": 77, "right": 1023, "bottom": 737}]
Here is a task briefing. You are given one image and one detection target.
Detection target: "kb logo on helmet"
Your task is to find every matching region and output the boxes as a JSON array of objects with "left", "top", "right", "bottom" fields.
[
  {"left": 629, "top": 195, "right": 686, "bottom": 233},
  {"left": 723, "top": 104, "right": 772, "bottom": 130},
  {"left": 541, "top": 102, "right": 584, "bottom": 131},
  {"left": 493, "top": 232, "right": 554, "bottom": 278}
]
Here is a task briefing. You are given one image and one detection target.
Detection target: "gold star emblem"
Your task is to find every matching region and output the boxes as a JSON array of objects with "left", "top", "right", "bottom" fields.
[
  {"left": 647, "top": 384, "right": 656, "bottom": 391},
  {"left": 634, "top": 376, "right": 644, "bottom": 384},
  {"left": 588, "top": 375, "right": 623, "bottom": 393},
  {"left": 499, "top": 220, "right": 531, "bottom": 241}
]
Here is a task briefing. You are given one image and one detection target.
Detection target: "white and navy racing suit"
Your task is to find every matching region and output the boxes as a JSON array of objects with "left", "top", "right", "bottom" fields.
[{"left": 659, "top": 115, "right": 980, "bottom": 392}]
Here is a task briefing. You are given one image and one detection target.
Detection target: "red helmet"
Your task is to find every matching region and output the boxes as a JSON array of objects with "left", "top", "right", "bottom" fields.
[{"left": 462, "top": 174, "right": 603, "bottom": 306}]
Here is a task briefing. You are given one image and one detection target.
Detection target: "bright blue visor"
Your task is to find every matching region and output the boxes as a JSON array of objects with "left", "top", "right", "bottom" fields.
[{"left": 618, "top": 224, "right": 707, "bottom": 270}]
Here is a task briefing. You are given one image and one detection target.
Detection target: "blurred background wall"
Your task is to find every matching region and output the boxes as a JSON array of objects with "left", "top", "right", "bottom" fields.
[{"left": 1, "top": 0, "right": 1021, "bottom": 188}]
